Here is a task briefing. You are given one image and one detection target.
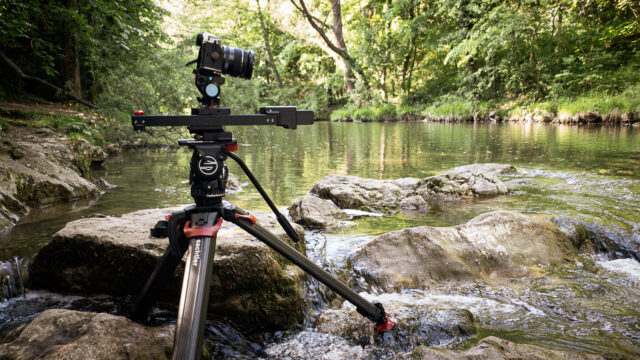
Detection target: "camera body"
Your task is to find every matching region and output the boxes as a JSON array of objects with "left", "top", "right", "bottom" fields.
[{"left": 195, "top": 33, "right": 254, "bottom": 106}]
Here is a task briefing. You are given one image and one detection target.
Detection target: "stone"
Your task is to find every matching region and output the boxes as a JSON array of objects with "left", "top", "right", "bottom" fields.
[
  {"left": 316, "top": 302, "right": 475, "bottom": 351},
  {"left": 399, "top": 336, "right": 605, "bottom": 360},
  {"left": 289, "top": 195, "right": 350, "bottom": 228},
  {"left": 73, "top": 138, "right": 107, "bottom": 173},
  {"left": 29, "top": 207, "right": 306, "bottom": 333},
  {"left": 310, "top": 175, "right": 418, "bottom": 212},
  {"left": 0, "top": 309, "right": 173, "bottom": 360},
  {"left": 105, "top": 143, "right": 122, "bottom": 156},
  {"left": 226, "top": 172, "right": 243, "bottom": 192},
  {"left": 0, "top": 128, "right": 101, "bottom": 229},
  {"left": 349, "top": 211, "right": 577, "bottom": 291},
  {"left": 415, "top": 165, "right": 511, "bottom": 199},
  {"left": 399, "top": 195, "right": 428, "bottom": 211}
]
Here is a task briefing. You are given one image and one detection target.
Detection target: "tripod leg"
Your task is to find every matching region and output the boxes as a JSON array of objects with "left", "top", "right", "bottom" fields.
[
  {"left": 228, "top": 212, "right": 388, "bottom": 326},
  {"left": 132, "top": 247, "right": 185, "bottom": 322},
  {"left": 173, "top": 213, "right": 219, "bottom": 360}
]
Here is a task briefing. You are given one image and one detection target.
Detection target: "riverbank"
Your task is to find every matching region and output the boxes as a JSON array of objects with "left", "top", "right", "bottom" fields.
[{"left": 330, "top": 89, "right": 640, "bottom": 125}]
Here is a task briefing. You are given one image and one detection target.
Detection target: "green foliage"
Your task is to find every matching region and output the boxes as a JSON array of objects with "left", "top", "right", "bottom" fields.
[
  {"left": 0, "top": 118, "right": 9, "bottom": 133},
  {"left": 36, "top": 114, "right": 102, "bottom": 145}
]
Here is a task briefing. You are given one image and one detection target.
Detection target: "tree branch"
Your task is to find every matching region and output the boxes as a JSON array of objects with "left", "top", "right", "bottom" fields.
[
  {"left": 0, "top": 51, "right": 97, "bottom": 109},
  {"left": 291, "top": 0, "right": 350, "bottom": 60},
  {"left": 289, "top": 0, "right": 332, "bottom": 30}
]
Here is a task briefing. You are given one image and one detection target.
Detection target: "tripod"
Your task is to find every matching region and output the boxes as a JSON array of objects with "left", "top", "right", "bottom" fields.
[{"left": 129, "top": 114, "right": 393, "bottom": 359}]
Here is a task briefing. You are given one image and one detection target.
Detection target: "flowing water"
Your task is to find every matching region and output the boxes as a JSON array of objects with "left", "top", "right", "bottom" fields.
[{"left": 0, "top": 122, "right": 639, "bottom": 358}]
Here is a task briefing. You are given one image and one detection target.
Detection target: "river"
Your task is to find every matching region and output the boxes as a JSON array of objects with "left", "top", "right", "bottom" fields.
[{"left": 1, "top": 122, "right": 639, "bottom": 358}]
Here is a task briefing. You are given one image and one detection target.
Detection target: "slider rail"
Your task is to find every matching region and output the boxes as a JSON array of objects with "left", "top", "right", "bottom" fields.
[{"left": 132, "top": 114, "right": 278, "bottom": 130}]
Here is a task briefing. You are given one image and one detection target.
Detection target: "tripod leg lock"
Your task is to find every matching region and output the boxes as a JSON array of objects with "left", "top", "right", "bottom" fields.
[
  {"left": 234, "top": 212, "right": 256, "bottom": 224},
  {"left": 183, "top": 218, "right": 223, "bottom": 238}
]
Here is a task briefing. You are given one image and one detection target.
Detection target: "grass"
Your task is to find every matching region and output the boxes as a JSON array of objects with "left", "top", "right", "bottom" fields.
[{"left": 330, "top": 88, "right": 640, "bottom": 122}]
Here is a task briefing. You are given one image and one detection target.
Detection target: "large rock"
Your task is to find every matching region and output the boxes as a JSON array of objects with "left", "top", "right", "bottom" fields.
[
  {"left": 350, "top": 211, "right": 577, "bottom": 291},
  {"left": 0, "top": 309, "right": 173, "bottom": 360},
  {"left": 73, "top": 138, "right": 107, "bottom": 174},
  {"left": 415, "top": 164, "right": 513, "bottom": 199},
  {"left": 310, "top": 175, "right": 418, "bottom": 212},
  {"left": 316, "top": 302, "right": 475, "bottom": 352},
  {"left": 400, "top": 336, "right": 605, "bottom": 360},
  {"left": 289, "top": 195, "right": 350, "bottom": 228},
  {"left": 29, "top": 207, "right": 306, "bottom": 333},
  {"left": 309, "top": 165, "right": 514, "bottom": 212},
  {"left": 0, "top": 128, "right": 101, "bottom": 229}
]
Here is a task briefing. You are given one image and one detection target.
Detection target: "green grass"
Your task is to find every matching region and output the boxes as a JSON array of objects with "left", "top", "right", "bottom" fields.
[
  {"left": 509, "top": 88, "right": 639, "bottom": 117},
  {"left": 422, "top": 98, "right": 475, "bottom": 118},
  {"left": 0, "top": 118, "right": 8, "bottom": 133}
]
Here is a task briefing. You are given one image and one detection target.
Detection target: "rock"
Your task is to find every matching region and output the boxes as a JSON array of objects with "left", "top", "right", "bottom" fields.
[
  {"left": 309, "top": 165, "right": 514, "bottom": 212},
  {"left": 105, "top": 143, "right": 122, "bottom": 156},
  {"left": 316, "top": 302, "right": 475, "bottom": 351},
  {"left": 399, "top": 336, "right": 605, "bottom": 360},
  {"left": 226, "top": 172, "right": 243, "bottom": 192},
  {"left": 310, "top": 175, "right": 418, "bottom": 212},
  {"left": 350, "top": 211, "right": 576, "bottom": 291},
  {"left": 452, "top": 163, "right": 517, "bottom": 176},
  {"left": 399, "top": 195, "right": 428, "bottom": 211},
  {"left": 0, "top": 309, "right": 173, "bottom": 360},
  {"left": 73, "top": 138, "right": 107, "bottom": 173},
  {"left": 29, "top": 207, "right": 306, "bottom": 333},
  {"left": 416, "top": 165, "right": 510, "bottom": 199},
  {"left": 289, "top": 195, "right": 350, "bottom": 228},
  {"left": 0, "top": 128, "right": 101, "bottom": 229}
]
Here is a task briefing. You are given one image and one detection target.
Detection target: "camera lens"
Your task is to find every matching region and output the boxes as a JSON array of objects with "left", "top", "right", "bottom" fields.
[{"left": 222, "top": 46, "right": 254, "bottom": 80}]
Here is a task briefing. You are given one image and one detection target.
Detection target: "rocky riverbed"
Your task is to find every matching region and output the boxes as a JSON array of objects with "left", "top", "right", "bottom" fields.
[
  {"left": 0, "top": 126, "right": 107, "bottom": 230},
  {"left": 1, "top": 163, "right": 639, "bottom": 359}
]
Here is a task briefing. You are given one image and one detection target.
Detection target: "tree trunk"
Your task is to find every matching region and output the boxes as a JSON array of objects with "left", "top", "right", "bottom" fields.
[
  {"left": 61, "top": 2, "right": 81, "bottom": 98},
  {"left": 330, "top": 0, "right": 354, "bottom": 92},
  {"left": 256, "top": 0, "right": 282, "bottom": 88}
]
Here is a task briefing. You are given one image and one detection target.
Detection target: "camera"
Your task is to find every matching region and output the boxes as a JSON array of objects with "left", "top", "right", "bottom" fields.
[{"left": 194, "top": 33, "right": 254, "bottom": 106}]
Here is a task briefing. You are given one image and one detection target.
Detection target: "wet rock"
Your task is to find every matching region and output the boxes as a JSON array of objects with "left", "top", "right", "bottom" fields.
[
  {"left": 29, "top": 207, "right": 306, "bottom": 333},
  {"left": 289, "top": 195, "right": 350, "bottom": 228},
  {"left": 315, "top": 302, "right": 474, "bottom": 351},
  {"left": 0, "top": 128, "right": 101, "bottom": 229},
  {"left": 399, "top": 336, "right": 605, "bottom": 360},
  {"left": 350, "top": 211, "right": 576, "bottom": 291},
  {"left": 416, "top": 165, "right": 511, "bottom": 199},
  {"left": 105, "top": 143, "right": 122, "bottom": 156},
  {"left": 399, "top": 195, "right": 428, "bottom": 211},
  {"left": 226, "top": 172, "right": 243, "bottom": 192},
  {"left": 0, "top": 309, "right": 173, "bottom": 360},
  {"left": 309, "top": 165, "right": 513, "bottom": 212},
  {"left": 73, "top": 138, "right": 107, "bottom": 173},
  {"left": 311, "top": 175, "right": 417, "bottom": 212}
]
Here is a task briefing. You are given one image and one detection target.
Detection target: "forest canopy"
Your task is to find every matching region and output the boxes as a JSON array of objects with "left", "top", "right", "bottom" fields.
[{"left": 1, "top": 0, "right": 639, "bottom": 120}]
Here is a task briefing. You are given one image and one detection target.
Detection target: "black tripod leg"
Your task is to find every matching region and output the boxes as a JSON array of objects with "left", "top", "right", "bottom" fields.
[
  {"left": 173, "top": 213, "right": 219, "bottom": 360},
  {"left": 228, "top": 213, "right": 386, "bottom": 325},
  {"left": 132, "top": 247, "right": 186, "bottom": 322}
]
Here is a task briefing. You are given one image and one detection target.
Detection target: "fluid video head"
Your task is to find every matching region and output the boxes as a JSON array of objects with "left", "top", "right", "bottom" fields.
[{"left": 193, "top": 33, "right": 255, "bottom": 106}]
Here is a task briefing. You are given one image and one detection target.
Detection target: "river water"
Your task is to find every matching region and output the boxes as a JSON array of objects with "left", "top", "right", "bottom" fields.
[{"left": 0, "top": 122, "right": 639, "bottom": 358}]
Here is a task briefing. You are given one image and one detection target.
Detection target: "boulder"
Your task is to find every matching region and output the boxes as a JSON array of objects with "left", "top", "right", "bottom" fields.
[
  {"left": 73, "top": 138, "right": 107, "bottom": 174},
  {"left": 29, "top": 207, "right": 306, "bottom": 333},
  {"left": 310, "top": 175, "right": 417, "bottom": 212},
  {"left": 0, "top": 309, "right": 173, "bottom": 360},
  {"left": 350, "top": 211, "right": 576, "bottom": 291},
  {"left": 309, "top": 165, "right": 514, "bottom": 212},
  {"left": 105, "top": 143, "right": 122, "bottom": 156},
  {"left": 316, "top": 302, "right": 474, "bottom": 351},
  {"left": 289, "top": 195, "right": 350, "bottom": 228},
  {"left": 399, "top": 195, "right": 428, "bottom": 211},
  {"left": 415, "top": 165, "right": 511, "bottom": 199},
  {"left": 399, "top": 336, "right": 605, "bottom": 360},
  {"left": 0, "top": 129, "right": 101, "bottom": 229},
  {"left": 226, "top": 172, "right": 243, "bottom": 192}
]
